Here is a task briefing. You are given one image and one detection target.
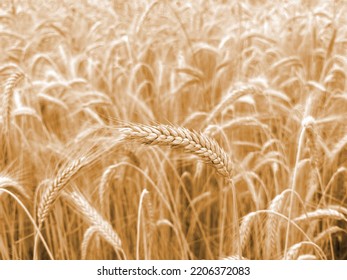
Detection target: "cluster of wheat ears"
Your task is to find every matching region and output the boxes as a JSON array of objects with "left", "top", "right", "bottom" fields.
[{"left": 0, "top": 0, "right": 346, "bottom": 260}]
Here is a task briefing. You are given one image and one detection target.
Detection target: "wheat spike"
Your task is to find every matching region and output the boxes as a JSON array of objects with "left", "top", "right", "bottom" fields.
[
  {"left": 266, "top": 190, "right": 288, "bottom": 258},
  {"left": 0, "top": 175, "right": 29, "bottom": 200},
  {"left": 1, "top": 71, "right": 24, "bottom": 164},
  {"left": 1, "top": 71, "right": 24, "bottom": 134},
  {"left": 81, "top": 226, "right": 99, "bottom": 260},
  {"left": 283, "top": 241, "right": 324, "bottom": 260},
  {"left": 221, "top": 255, "right": 249, "bottom": 260},
  {"left": 37, "top": 156, "right": 88, "bottom": 227},
  {"left": 303, "top": 116, "right": 322, "bottom": 169},
  {"left": 239, "top": 211, "right": 257, "bottom": 252},
  {"left": 98, "top": 164, "right": 118, "bottom": 214},
  {"left": 283, "top": 241, "right": 304, "bottom": 260},
  {"left": 67, "top": 191, "right": 125, "bottom": 259},
  {"left": 204, "top": 84, "right": 261, "bottom": 125},
  {"left": 121, "top": 123, "right": 233, "bottom": 178},
  {"left": 297, "top": 254, "right": 317, "bottom": 260},
  {"left": 293, "top": 208, "right": 347, "bottom": 223}
]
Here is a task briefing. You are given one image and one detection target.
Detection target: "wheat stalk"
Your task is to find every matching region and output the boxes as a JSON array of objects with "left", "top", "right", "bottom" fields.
[
  {"left": 284, "top": 115, "right": 318, "bottom": 255},
  {"left": 120, "top": 123, "right": 234, "bottom": 178},
  {"left": 136, "top": 188, "right": 149, "bottom": 260},
  {"left": 143, "top": 189, "right": 155, "bottom": 259}
]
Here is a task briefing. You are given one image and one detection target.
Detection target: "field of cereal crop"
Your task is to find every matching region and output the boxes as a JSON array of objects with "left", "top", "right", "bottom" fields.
[{"left": 0, "top": 0, "right": 346, "bottom": 260}]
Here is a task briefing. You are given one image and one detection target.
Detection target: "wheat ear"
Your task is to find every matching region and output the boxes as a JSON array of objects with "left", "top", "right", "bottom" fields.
[
  {"left": 1, "top": 71, "right": 24, "bottom": 164},
  {"left": 239, "top": 211, "right": 257, "bottom": 252},
  {"left": 37, "top": 156, "right": 88, "bottom": 228},
  {"left": 81, "top": 226, "right": 99, "bottom": 260},
  {"left": 120, "top": 123, "right": 233, "bottom": 178},
  {"left": 283, "top": 241, "right": 323, "bottom": 260},
  {"left": 67, "top": 191, "right": 125, "bottom": 259},
  {"left": 293, "top": 209, "right": 347, "bottom": 223},
  {"left": 0, "top": 175, "right": 29, "bottom": 200},
  {"left": 284, "top": 116, "right": 316, "bottom": 255},
  {"left": 304, "top": 117, "right": 322, "bottom": 169},
  {"left": 204, "top": 84, "right": 261, "bottom": 125},
  {"left": 98, "top": 164, "right": 118, "bottom": 214},
  {"left": 2, "top": 71, "right": 24, "bottom": 134},
  {"left": 265, "top": 190, "right": 288, "bottom": 258}
]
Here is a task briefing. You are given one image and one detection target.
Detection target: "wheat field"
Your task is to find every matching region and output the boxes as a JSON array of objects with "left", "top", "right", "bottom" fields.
[{"left": 0, "top": 0, "right": 346, "bottom": 260}]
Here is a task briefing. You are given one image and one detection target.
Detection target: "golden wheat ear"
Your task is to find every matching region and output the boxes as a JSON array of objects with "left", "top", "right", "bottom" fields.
[
  {"left": 120, "top": 123, "right": 234, "bottom": 178},
  {"left": 1, "top": 71, "right": 24, "bottom": 135},
  {"left": 37, "top": 156, "right": 88, "bottom": 228},
  {"left": 63, "top": 190, "right": 126, "bottom": 260}
]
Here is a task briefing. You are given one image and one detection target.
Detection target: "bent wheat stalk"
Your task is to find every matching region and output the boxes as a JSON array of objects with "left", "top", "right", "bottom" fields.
[{"left": 120, "top": 123, "right": 234, "bottom": 178}]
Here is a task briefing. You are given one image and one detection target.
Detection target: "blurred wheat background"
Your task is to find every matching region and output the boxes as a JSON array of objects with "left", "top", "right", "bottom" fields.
[{"left": 0, "top": 0, "right": 346, "bottom": 260}]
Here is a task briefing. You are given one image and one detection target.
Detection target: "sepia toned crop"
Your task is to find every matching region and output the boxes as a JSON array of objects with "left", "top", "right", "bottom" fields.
[{"left": 0, "top": 0, "right": 346, "bottom": 260}]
